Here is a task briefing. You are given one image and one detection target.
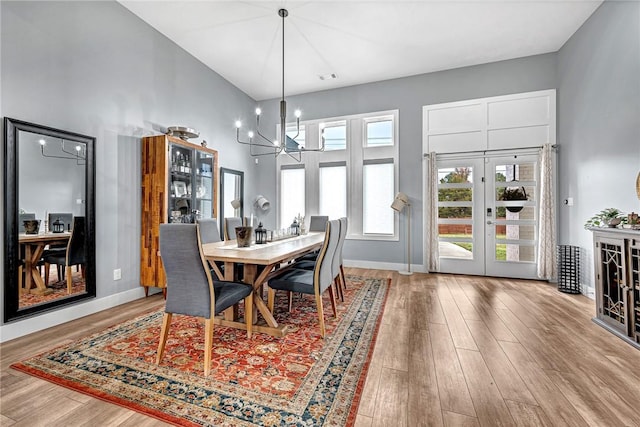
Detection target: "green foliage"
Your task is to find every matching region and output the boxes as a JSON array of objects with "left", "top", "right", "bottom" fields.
[
  {"left": 584, "top": 208, "right": 627, "bottom": 229},
  {"left": 438, "top": 168, "right": 472, "bottom": 219}
]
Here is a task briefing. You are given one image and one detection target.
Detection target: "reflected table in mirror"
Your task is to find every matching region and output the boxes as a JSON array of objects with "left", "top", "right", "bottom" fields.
[{"left": 19, "top": 232, "right": 70, "bottom": 295}]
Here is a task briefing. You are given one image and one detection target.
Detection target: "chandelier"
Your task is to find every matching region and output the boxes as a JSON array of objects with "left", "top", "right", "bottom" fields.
[
  {"left": 235, "top": 8, "right": 324, "bottom": 162},
  {"left": 39, "top": 138, "right": 86, "bottom": 165}
]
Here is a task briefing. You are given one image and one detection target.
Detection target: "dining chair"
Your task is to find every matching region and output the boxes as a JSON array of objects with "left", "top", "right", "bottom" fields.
[
  {"left": 308, "top": 215, "right": 329, "bottom": 232},
  {"left": 267, "top": 219, "right": 340, "bottom": 338},
  {"left": 224, "top": 217, "right": 244, "bottom": 240},
  {"left": 43, "top": 216, "right": 85, "bottom": 293},
  {"left": 157, "top": 223, "right": 253, "bottom": 376},
  {"left": 335, "top": 217, "right": 348, "bottom": 294}
]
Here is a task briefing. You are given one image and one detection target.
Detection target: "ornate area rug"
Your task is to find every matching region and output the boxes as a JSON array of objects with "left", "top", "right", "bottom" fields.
[
  {"left": 19, "top": 270, "right": 86, "bottom": 309},
  {"left": 12, "top": 276, "right": 390, "bottom": 426}
]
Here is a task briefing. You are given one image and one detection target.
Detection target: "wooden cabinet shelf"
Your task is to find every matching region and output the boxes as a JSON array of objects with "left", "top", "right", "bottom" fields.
[
  {"left": 141, "top": 134, "right": 218, "bottom": 295},
  {"left": 591, "top": 228, "right": 640, "bottom": 349}
]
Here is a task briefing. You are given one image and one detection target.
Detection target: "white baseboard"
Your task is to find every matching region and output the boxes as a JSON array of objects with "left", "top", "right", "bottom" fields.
[
  {"left": 582, "top": 285, "right": 595, "bottom": 300},
  {"left": 343, "top": 259, "right": 428, "bottom": 273},
  {"left": 0, "top": 287, "right": 148, "bottom": 343}
]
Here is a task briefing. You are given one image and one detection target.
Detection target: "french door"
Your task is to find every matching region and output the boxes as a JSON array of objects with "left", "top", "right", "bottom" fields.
[{"left": 436, "top": 152, "right": 539, "bottom": 279}]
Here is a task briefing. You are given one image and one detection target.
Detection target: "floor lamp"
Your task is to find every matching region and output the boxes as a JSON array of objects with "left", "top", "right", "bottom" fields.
[{"left": 391, "top": 192, "right": 412, "bottom": 275}]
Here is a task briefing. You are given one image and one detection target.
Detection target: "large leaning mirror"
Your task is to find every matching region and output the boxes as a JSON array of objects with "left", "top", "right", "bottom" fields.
[
  {"left": 219, "top": 168, "right": 244, "bottom": 237},
  {"left": 4, "top": 117, "right": 96, "bottom": 322}
]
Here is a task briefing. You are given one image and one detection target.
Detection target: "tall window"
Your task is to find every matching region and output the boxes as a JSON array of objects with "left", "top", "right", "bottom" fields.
[
  {"left": 319, "top": 164, "right": 347, "bottom": 219},
  {"left": 277, "top": 110, "right": 399, "bottom": 240},
  {"left": 280, "top": 167, "right": 305, "bottom": 227},
  {"left": 363, "top": 162, "right": 394, "bottom": 234}
]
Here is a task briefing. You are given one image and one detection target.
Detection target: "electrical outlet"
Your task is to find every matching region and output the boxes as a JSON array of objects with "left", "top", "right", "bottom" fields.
[{"left": 113, "top": 268, "right": 122, "bottom": 281}]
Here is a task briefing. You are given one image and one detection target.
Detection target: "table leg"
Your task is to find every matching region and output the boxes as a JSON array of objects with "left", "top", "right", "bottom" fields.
[
  {"left": 223, "top": 261, "right": 238, "bottom": 321},
  {"left": 25, "top": 244, "right": 53, "bottom": 296},
  {"left": 243, "top": 264, "right": 259, "bottom": 324}
]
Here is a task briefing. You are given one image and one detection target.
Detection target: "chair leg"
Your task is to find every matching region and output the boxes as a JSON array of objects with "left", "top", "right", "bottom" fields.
[
  {"left": 81, "top": 264, "right": 86, "bottom": 279},
  {"left": 245, "top": 293, "right": 253, "bottom": 339},
  {"left": 156, "top": 312, "right": 172, "bottom": 365},
  {"left": 44, "top": 263, "right": 50, "bottom": 286},
  {"left": 204, "top": 318, "right": 214, "bottom": 376},
  {"left": 66, "top": 265, "right": 73, "bottom": 293},
  {"left": 328, "top": 285, "right": 338, "bottom": 318},
  {"left": 334, "top": 277, "right": 344, "bottom": 302},
  {"left": 18, "top": 265, "right": 24, "bottom": 294},
  {"left": 287, "top": 291, "right": 293, "bottom": 312},
  {"left": 340, "top": 265, "right": 347, "bottom": 289},
  {"left": 267, "top": 288, "right": 276, "bottom": 313},
  {"left": 315, "top": 293, "right": 326, "bottom": 338}
]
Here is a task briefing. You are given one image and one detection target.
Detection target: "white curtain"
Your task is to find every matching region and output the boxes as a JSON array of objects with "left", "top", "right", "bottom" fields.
[
  {"left": 427, "top": 152, "right": 440, "bottom": 271},
  {"left": 537, "top": 144, "right": 556, "bottom": 280}
]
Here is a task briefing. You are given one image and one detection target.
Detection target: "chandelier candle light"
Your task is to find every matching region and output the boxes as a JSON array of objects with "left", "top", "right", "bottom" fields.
[{"left": 235, "top": 9, "right": 324, "bottom": 162}]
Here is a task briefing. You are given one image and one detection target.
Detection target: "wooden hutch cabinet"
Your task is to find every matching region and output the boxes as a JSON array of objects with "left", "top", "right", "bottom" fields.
[
  {"left": 591, "top": 228, "right": 640, "bottom": 348},
  {"left": 140, "top": 134, "right": 218, "bottom": 295}
]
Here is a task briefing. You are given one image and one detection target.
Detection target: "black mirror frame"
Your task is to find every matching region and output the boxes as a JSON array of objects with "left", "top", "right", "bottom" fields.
[
  {"left": 3, "top": 117, "right": 96, "bottom": 322},
  {"left": 219, "top": 167, "right": 244, "bottom": 238}
]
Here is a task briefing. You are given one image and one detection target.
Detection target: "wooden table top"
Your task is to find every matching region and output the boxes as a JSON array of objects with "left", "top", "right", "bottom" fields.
[
  {"left": 202, "top": 232, "right": 325, "bottom": 266},
  {"left": 19, "top": 232, "right": 71, "bottom": 244}
]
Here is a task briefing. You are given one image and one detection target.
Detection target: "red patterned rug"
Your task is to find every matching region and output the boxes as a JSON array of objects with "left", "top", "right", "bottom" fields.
[
  {"left": 12, "top": 276, "right": 390, "bottom": 426},
  {"left": 19, "top": 271, "right": 86, "bottom": 309}
]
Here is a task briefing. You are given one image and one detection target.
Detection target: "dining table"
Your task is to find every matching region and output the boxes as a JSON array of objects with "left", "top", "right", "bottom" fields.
[
  {"left": 202, "top": 231, "right": 325, "bottom": 337},
  {"left": 19, "top": 232, "right": 71, "bottom": 295}
]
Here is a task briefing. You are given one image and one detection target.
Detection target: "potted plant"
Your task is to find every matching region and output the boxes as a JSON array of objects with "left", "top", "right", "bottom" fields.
[
  {"left": 501, "top": 186, "right": 528, "bottom": 213},
  {"left": 584, "top": 208, "right": 628, "bottom": 229}
]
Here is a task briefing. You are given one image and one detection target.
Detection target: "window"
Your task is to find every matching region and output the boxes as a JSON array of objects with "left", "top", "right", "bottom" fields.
[
  {"left": 277, "top": 109, "right": 399, "bottom": 240},
  {"left": 321, "top": 122, "right": 346, "bottom": 151},
  {"left": 280, "top": 167, "right": 305, "bottom": 227},
  {"left": 286, "top": 125, "right": 305, "bottom": 149},
  {"left": 365, "top": 118, "right": 393, "bottom": 147},
  {"left": 363, "top": 162, "right": 394, "bottom": 234},
  {"left": 319, "top": 164, "right": 347, "bottom": 219}
]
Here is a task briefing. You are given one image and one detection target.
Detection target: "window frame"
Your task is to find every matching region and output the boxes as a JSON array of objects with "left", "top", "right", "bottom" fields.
[{"left": 276, "top": 109, "right": 399, "bottom": 241}]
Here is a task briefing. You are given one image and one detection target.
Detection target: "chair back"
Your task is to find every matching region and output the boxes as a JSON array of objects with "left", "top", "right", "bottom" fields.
[
  {"left": 160, "top": 224, "right": 213, "bottom": 318},
  {"left": 66, "top": 216, "right": 86, "bottom": 266},
  {"left": 198, "top": 218, "right": 221, "bottom": 244},
  {"left": 309, "top": 215, "right": 329, "bottom": 232},
  {"left": 224, "top": 217, "right": 243, "bottom": 240},
  {"left": 48, "top": 212, "right": 73, "bottom": 232},
  {"left": 18, "top": 213, "right": 35, "bottom": 233},
  {"left": 332, "top": 217, "right": 348, "bottom": 277},
  {"left": 314, "top": 219, "right": 341, "bottom": 294}
]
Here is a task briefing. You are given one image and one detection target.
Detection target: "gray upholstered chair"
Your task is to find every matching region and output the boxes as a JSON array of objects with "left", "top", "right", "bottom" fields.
[
  {"left": 43, "top": 216, "right": 85, "bottom": 293},
  {"left": 334, "top": 217, "right": 348, "bottom": 295},
  {"left": 48, "top": 212, "right": 73, "bottom": 233},
  {"left": 308, "top": 215, "right": 329, "bottom": 232},
  {"left": 157, "top": 223, "right": 253, "bottom": 376},
  {"left": 224, "top": 217, "right": 244, "bottom": 240},
  {"left": 267, "top": 219, "right": 340, "bottom": 338},
  {"left": 198, "top": 218, "right": 222, "bottom": 244}
]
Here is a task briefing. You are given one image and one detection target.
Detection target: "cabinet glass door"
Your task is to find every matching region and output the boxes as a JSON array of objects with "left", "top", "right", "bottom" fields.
[
  {"left": 195, "top": 151, "right": 214, "bottom": 219},
  {"left": 597, "top": 239, "right": 627, "bottom": 332},
  {"left": 630, "top": 240, "right": 640, "bottom": 342},
  {"left": 168, "top": 144, "right": 193, "bottom": 223}
]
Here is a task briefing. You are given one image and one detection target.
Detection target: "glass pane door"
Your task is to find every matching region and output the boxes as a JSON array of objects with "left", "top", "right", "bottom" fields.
[
  {"left": 437, "top": 158, "right": 485, "bottom": 275},
  {"left": 168, "top": 144, "right": 193, "bottom": 223},
  {"left": 195, "top": 151, "right": 214, "bottom": 219},
  {"left": 485, "top": 155, "right": 539, "bottom": 278}
]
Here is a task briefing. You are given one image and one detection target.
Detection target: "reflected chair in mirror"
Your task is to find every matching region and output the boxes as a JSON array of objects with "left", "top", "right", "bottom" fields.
[
  {"left": 223, "top": 217, "right": 244, "bottom": 240},
  {"left": 48, "top": 212, "right": 73, "bottom": 233},
  {"left": 267, "top": 219, "right": 340, "bottom": 338},
  {"left": 156, "top": 224, "right": 253, "bottom": 376},
  {"left": 43, "top": 216, "right": 85, "bottom": 294}
]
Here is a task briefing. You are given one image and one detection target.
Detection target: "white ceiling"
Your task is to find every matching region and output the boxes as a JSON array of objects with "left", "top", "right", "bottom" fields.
[{"left": 120, "top": 1, "right": 601, "bottom": 101}]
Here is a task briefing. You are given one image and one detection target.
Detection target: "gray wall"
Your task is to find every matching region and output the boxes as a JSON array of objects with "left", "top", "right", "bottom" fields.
[
  {"left": 256, "top": 54, "right": 557, "bottom": 265},
  {"left": 18, "top": 132, "right": 86, "bottom": 220},
  {"left": 557, "top": 1, "right": 640, "bottom": 290},
  {"left": 1, "top": 1, "right": 258, "bottom": 326}
]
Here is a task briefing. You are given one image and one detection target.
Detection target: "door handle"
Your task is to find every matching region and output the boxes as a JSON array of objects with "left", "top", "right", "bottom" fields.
[{"left": 487, "top": 220, "right": 493, "bottom": 225}]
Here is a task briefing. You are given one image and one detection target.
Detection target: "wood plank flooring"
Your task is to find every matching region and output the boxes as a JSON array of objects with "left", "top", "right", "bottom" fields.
[{"left": 2, "top": 269, "right": 640, "bottom": 426}]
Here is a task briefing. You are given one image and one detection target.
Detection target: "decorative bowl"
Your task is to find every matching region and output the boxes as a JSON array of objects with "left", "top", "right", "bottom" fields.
[
  {"left": 23, "top": 219, "right": 40, "bottom": 234},
  {"left": 606, "top": 218, "right": 622, "bottom": 227}
]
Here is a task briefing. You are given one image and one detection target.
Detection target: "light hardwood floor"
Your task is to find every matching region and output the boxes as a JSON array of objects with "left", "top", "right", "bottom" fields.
[{"left": 2, "top": 268, "right": 639, "bottom": 426}]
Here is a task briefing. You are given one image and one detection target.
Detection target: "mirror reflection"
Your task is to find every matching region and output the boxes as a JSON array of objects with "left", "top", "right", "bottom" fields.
[
  {"left": 4, "top": 117, "right": 96, "bottom": 322},
  {"left": 219, "top": 168, "right": 244, "bottom": 236},
  {"left": 18, "top": 132, "right": 87, "bottom": 309}
]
